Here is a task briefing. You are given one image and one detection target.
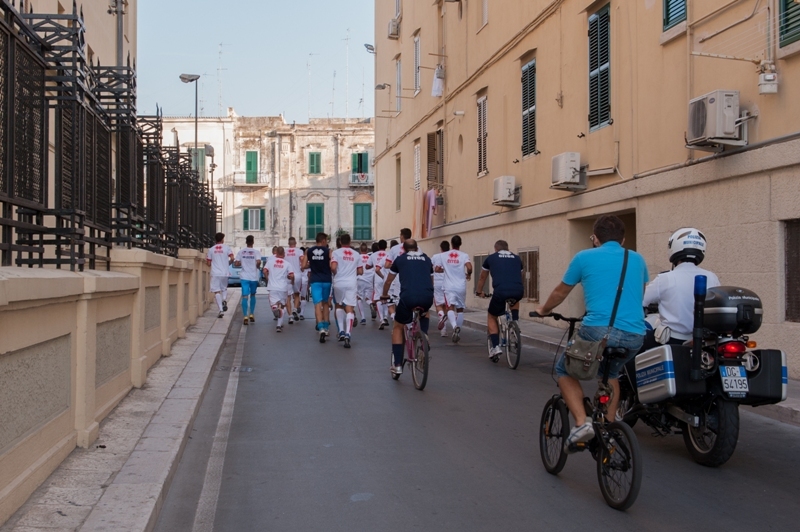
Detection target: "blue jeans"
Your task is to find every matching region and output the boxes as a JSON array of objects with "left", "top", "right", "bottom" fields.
[{"left": 555, "top": 326, "right": 644, "bottom": 380}]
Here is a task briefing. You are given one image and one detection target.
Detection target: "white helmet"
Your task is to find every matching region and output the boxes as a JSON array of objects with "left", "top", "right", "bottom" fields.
[{"left": 668, "top": 228, "right": 707, "bottom": 265}]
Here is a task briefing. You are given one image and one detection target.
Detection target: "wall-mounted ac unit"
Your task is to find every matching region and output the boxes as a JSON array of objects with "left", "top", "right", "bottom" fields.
[
  {"left": 388, "top": 19, "right": 400, "bottom": 39},
  {"left": 687, "top": 90, "right": 740, "bottom": 145},
  {"left": 551, "top": 152, "right": 585, "bottom": 191},
  {"left": 493, "top": 176, "right": 519, "bottom": 206}
]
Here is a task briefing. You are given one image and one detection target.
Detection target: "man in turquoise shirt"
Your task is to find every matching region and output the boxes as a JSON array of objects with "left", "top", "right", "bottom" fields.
[{"left": 536, "top": 215, "right": 648, "bottom": 448}]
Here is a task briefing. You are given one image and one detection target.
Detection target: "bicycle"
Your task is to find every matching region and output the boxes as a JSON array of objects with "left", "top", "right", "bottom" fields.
[
  {"left": 531, "top": 311, "right": 643, "bottom": 511},
  {"left": 482, "top": 295, "right": 522, "bottom": 369},
  {"left": 389, "top": 306, "right": 430, "bottom": 390}
]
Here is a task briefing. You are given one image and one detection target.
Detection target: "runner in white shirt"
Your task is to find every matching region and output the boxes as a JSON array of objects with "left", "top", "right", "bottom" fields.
[
  {"left": 284, "top": 237, "right": 306, "bottom": 321},
  {"left": 206, "top": 232, "right": 235, "bottom": 318},
  {"left": 357, "top": 242, "right": 375, "bottom": 325},
  {"left": 235, "top": 235, "right": 262, "bottom": 325},
  {"left": 431, "top": 241, "right": 451, "bottom": 337},
  {"left": 435, "top": 235, "right": 473, "bottom": 343},
  {"left": 263, "top": 246, "right": 295, "bottom": 332},
  {"left": 368, "top": 240, "right": 390, "bottom": 329},
  {"left": 330, "top": 234, "right": 363, "bottom": 348},
  {"left": 384, "top": 228, "right": 411, "bottom": 320}
]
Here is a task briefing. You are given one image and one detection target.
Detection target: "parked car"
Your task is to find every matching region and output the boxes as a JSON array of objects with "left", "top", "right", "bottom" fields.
[{"left": 228, "top": 264, "right": 242, "bottom": 287}]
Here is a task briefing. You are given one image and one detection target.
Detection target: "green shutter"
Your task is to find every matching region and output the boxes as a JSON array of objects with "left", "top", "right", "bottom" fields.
[
  {"left": 260, "top": 208, "right": 266, "bottom": 231},
  {"left": 309, "top": 152, "right": 321, "bottom": 174},
  {"left": 243, "top": 209, "right": 249, "bottom": 231},
  {"left": 306, "top": 203, "right": 324, "bottom": 240},
  {"left": 246, "top": 151, "right": 258, "bottom": 183},
  {"left": 781, "top": 0, "right": 800, "bottom": 47},
  {"left": 351, "top": 153, "right": 358, "bottom": 176},
  {"left": 589, "top": 5, "right": 611, "bottom": 130},
  {"left": 663, "top": 0, "right": 687, "bottom": 31},
  {"left": 353, "top": 203, "right": 371, "bottom": 240}
]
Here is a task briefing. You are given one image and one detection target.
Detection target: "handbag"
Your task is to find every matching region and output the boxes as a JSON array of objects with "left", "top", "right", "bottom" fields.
[{"left": 564, "top": 249, "right": 629, "bottom": 381}]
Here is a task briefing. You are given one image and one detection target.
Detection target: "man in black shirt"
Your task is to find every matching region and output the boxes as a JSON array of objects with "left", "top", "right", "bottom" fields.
[
  {"left": 301, "top": 232, "right": 333, "bottom": 343},
  {"left": 381, "top": 239, "right": 434, "bottom": 376},
  {"left": 476, "top": 240, "right": 524, "bottom": 359}
]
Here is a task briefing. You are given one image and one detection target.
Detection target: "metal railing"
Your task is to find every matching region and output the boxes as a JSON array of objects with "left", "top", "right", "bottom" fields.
[
  {"left": 349, "top": 173, "right": 374, "bottom": 186},
  {"left": 221, "top": 171, "right": 272, "bottom": 187}
]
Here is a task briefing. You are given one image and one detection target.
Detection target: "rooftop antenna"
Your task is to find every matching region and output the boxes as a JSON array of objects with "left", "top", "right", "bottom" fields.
[
  {"left": 307, "top": 53, "right": 318, "bottom": 123},
  {"left": 343, "top": 29, "right": 350, "bottom": 119},
  {"left": 217, "top": 43, "right": 229, "bottom": 116}
]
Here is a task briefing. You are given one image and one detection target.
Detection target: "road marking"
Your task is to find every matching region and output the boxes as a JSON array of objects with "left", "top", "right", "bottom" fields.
[{"left": 192, "top": 324, "right": 246, "bottom": 532}]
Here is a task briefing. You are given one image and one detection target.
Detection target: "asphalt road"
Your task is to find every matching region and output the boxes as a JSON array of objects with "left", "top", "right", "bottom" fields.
[{"left": 156, "top": 301, "right": 800, "bottom": 532}]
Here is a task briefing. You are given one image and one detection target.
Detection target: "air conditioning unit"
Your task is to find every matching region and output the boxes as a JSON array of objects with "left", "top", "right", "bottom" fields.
[
  {"left": 687, "top": 90, "right": 740, "bottom": 145},
  {"left": 388, "top": 19, "right": 400, "bottom": 39},
  {"left": 493, "top": 176, "right": 519, "bottom": 206},
  {"left": 551, "top": 152, "right": 585, "bottom": 191}
]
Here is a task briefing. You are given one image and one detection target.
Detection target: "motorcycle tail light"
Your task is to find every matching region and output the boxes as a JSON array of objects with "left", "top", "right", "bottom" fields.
[
  {"left": 599, "top": 395, "right": 610, "bottom": 405},
  {"left": 718, "top": 342, "right": 747, "bottom": 358}
]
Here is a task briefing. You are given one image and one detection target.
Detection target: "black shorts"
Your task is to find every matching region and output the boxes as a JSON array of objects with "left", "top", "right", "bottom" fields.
[
  {"left": 488, "top": 290, "right": 523, "bottom": 317},
  {"left": 395, "top": 298, "right": 433, "bottom": 325}
]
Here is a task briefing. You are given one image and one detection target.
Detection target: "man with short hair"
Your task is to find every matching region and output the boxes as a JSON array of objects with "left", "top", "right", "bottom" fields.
[
  {"left": 285, "top": 237, "right": 306, "bottom": 321},
  {"left": 263, "top": 246, "right": 295, "bottom": 332},
  {"left": 357, "top": 242, "right": 374, "bottom": 324},
  {"left": 437, "top": 235, "right": 472, "bottom": 343},
  {"left": 368, "top": 240, "right": 390, "bottom": 329},
  {"left": 476, "top": 240, "right": 524, "bottom": 356},
  {"left": 384, "top": 228, "right": 412, "bottom": 320},
  {"left": 535, "top": 215, "right": 649, "bottom": 447},
  {"left": 431, "top": 241, "right": 451, "bottom": 338},
  {"left": 302, "top": 232, "right": 333, "bottom": 342},
  {"left": 381, "top": 239, "right": 434, "bottom": 376},
  {"left": 235, "top": 235, "right": 261, "bottom": 325},
  {"left": 330, "top": 234, "right": 363, "bottom": 348},
  {"left": 206, "top": 232, "right": 234, "bottom": 318}
]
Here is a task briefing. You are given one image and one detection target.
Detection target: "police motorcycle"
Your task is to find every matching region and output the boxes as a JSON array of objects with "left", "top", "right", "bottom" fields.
[{"left": 617, "top": 277, "right": 788, "bottom": 467}]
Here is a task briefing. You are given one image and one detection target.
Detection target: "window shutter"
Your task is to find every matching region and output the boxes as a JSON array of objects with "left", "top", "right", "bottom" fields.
[
  {"left": 246, "top": 151, "right": 258, "bottom": 183},
  {"left": 243, "top": 209, "right": 249, "bottom": 231},
  {"left": 414, "top": 36, "right": 421, "bottom": 92},
  {"left": 477, "top": 97, "right": 488, "bottom": 174},
  {"left": 435, "top": 129, "right": 444, "bottom": 185},
  {"left": 360, "top": 152, "right": 369, "bottom": 173},
  {"left": 426, "top": 133, "right": 436, "bottom": 185},
  {"left": 589, "top": 6, "right": 611, "bottom": 130},
  {"left": 780, "top": 0, "right": 800, "bottom": 47},
  {"left": 521, "top": 60, "right": 536, "bottom": 157},
  {"left": 351, "top": 153, "right": 358, "bottom": 177},
  {"left": 396, "top": 59, "right": 402, "bottom": 111},
  {"left": 260, "top": 208, "right": 266, "bottom": 231}
]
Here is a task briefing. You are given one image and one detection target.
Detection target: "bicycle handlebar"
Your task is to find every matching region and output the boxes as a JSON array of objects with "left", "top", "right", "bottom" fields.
[{"left": 529, "top": 311, "right": 583, "bottom": 324}]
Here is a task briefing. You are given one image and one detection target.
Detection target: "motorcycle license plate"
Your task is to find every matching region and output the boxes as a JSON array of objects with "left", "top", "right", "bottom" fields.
[{"left": 720, "top": 365, "right": 748, "bottom": 397}]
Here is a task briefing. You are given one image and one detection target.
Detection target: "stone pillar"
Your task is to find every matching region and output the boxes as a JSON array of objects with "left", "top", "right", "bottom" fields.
[{"left": 73, "top": 295, "right": 99, "bottom": 448}]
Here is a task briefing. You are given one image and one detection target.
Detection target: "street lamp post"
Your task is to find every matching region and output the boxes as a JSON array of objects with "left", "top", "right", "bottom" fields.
[{"left": 180, "top": 74, "right": 201, "bottom": 181}]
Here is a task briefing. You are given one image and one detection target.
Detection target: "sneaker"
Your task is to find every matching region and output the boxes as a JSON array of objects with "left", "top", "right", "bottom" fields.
[
  {"left": 344, "top": 335, "right": 351, "bottom": 349},
  {"left": 565, "top": 419, "right": 595, "bottom": 449},
  {"left": 440, "top": 329, "right": 449, "bottom": 337},
  {"left": 489, "top": 345, "right": 503, "bottom": 358},
  {"left": 379, "top": 320, "right": 386, "bottom": 331},
  {"left": 391, "top": 364, "right": 403, "bottom": 375},
  {"left": 437, "top": 315, "right": 446, "bottom": 331},
  {"left": 352, "top": 319, "right": 358, "bottom": 329},
  {"left": 249, "top": 314, "right": 255, "bottom": 323},
  {"left": 381, "top": 318, "right": 390, "bottom": 329},
  {"left": 319, "top": 329, "right": 327, "bottom": 343},
  {"left": 292, "top": 311, "right": 299, "bottom": 321},
  {"left": 452, "top": 326, "right": 461, "bottom": 344},
  {"left": 360, "top": 319, "right": 367, "bottom": 325},
  {"left": 276, "top": 325, "right": 283, "bottom": 333},
  {"left": 243, "top": 317, "right": 249, "bottom": 326},
  {"left": 288, "top": 317, "right": 294, "bottom": 325},
  {"left": 222, "top": 301, "right": 228, "bottom": 312},
  {"left": 218, "top": 312, "right": 224, "bottom": 319},
  {"left": 299, "top": 315, "right": 305, "bottom": 320},
  {"left": 338, "top": 332, "right": 346, "bottom": 342},
  {"left": 370, "top": 304, "right": 377, "bottom": 320}
]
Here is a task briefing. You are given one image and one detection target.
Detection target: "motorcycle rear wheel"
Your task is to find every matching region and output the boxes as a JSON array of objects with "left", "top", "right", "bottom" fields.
[{"left": 682, "top": 397, "right": 739, "bottom": 467}]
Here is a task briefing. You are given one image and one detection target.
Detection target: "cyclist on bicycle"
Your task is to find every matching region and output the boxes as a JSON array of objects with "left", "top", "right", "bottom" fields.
[
  {"left": 380, "top": 239, "right": 434, "bottom": 376},
  {"left": 475, "top": 240, "right": 524, "bottom": 358},
  {"left": 535, "top": 215, "right": 648, "bottom": 446}
]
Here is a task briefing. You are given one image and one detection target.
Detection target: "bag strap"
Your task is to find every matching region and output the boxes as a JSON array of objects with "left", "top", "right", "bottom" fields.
[{"left": 607, "top": 249, "right": 629, "bottom": 331}]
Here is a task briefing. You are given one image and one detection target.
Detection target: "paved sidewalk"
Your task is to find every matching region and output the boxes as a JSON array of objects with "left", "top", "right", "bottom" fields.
[
  {"left": 460, "top": 311, "right": 800, "bottom": 428},
  {"left": 0, "top": 292, "right": 241, "bottom": 532}
]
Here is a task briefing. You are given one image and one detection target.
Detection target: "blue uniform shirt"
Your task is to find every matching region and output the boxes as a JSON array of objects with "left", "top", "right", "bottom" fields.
[
  {"left": 562, "top": 241, "right": 649, "bottom": 335},
  {"left": 390, "top": 251, "right": 434, "bottom": 302},
  {"left": 482, "top": 251, "right": 524, "bottom": 293},
  {"left": 307, "top": 245, "right": 332, "bottom": 284}
]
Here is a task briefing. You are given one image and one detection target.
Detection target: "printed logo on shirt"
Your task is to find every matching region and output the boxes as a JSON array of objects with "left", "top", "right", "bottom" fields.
[
  {"left": 447, "top": 251, "right": 460, "bottom": 264},
  {"left": 312, "top": 249, "right": 325, "bottom": 260},
  {"left": 342, "top": 249, "right": 354, "bottom": 260}
]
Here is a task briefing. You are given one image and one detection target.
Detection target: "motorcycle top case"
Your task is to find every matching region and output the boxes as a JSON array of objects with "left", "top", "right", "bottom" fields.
[
  {"left": 739, "top": 349, "right": 788, "bottom": 406},
  {"left": 634, "top": 345, "right": 706, "bottom": 404},
  {"left": 704, "top": 286, "right": 763, "bottom": 336}
]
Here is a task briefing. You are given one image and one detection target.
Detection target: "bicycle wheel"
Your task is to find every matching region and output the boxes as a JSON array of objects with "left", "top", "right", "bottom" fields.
[
  {"left": 539, "top": 396, "right": 569, "bottom": 474},
  {"left": 596, "top": 421, "right": 642, "bottom": 511},
  {"left": 506, "top": 320, "right": 521, "bottom": 369},
  {"left": 410, "top": 331, "right": 429, "bottom": 390}
]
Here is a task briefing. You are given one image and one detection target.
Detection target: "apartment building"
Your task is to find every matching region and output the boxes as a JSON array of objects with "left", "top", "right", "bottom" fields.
[
  {"left": 374, "top": 0, "right": 800, "bottom": 375},
  {"left": 164, "top": 112, "right": 376, "bottom": 253}
]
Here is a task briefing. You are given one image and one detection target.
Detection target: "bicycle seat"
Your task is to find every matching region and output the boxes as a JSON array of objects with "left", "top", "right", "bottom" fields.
[
  {"left": 603, "top": 347, "right": 629, "bottom": 360},
  {"left": 505, "top": 299, "right": 518, "bottom": 305}
]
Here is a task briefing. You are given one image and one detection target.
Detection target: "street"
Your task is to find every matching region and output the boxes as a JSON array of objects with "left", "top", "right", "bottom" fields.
[{"left": 156, "top": 301, "right": 800, "bottom": 532}]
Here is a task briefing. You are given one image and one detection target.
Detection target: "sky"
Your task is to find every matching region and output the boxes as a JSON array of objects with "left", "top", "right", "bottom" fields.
[{"left": 137, "top": 0, "right": 375, "bottom": 123}]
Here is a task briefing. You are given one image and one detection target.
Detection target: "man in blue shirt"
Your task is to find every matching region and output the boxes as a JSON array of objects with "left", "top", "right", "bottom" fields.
[
  {"left": 381, "top": 239, "right": 434, "bottom": 376},
  {"left": 301, "top": 232, "right": 333, "bottom": 343},
  {"left": 535, "top": 215, "right": 648, "bottom": 447},
  {"left": 476, "top": 240, "right": 524, "bottom": 355}
]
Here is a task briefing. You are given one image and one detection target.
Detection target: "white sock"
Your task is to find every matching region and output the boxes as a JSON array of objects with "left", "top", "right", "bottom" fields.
[
  {"left": 336, "top": 308, "right": 346, "bottom": 332},
  {"left": 215, "top": 292, "right": 223, "bottom": 311},
  {"left": 346, "top": 312, "right": 354, "bottom": 334},
  {"left": 277, "top": 308, "right": 284, "bottom": 327},
  {"left": 221, "top": 288, "right": 228, "bottom": 303},
  {"left": 447, "top": 310, "right": 457, "bottom": 329},
  {"left": 377, "top": 302, "right": 386, "bottom": 320},
  {"left": 457, "top": 312, "right": 464, "bottom": 328},
  {"left": 438, "top": 310, "right": 445, "bottom": 320},
  {"left": 300, "top": 299, "right": 306, "bottom": 314},
  {"left": 361, "top": 301, "right": 370, "bottom": 320}
]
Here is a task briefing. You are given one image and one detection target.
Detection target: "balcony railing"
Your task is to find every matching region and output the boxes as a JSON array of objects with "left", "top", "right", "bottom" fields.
[
  {"left": 222, "top": 171, "right": 272, "bottom": 187},
  {"left": 349, "top": 173, "right": 374, "bottom": 186},
  {"left": 301, "top": 227, "right": 373, "bottom": 242}
]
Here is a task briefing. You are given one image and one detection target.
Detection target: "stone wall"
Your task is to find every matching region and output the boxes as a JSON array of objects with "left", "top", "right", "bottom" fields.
[{"left": 0, "top": 249, "right": 210, "bottom": 524}]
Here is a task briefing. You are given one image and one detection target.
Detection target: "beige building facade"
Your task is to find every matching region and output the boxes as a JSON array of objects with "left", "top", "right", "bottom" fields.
[
  {"left": 374, "top": 0, "right": 800, "bottom": 375},
  {"left": 164, "top": 113, "right": 376, "bottom": 253}
]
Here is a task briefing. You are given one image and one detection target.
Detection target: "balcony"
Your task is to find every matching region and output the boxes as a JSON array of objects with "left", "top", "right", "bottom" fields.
[
  {"left": 349, "top": 173, "right": 374, "bottom": 186},
  {"left": 222, "top": 171, "right": 272, "bottom": 188}
]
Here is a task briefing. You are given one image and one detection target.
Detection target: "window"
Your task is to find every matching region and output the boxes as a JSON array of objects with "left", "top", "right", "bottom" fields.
[
  {"left": 309, "top": 152, "right": 322, "bottom": 174},
  {"left": 395, "top": 157, "right": 402, "bottom": 211},
  {"left": 521, "top": 59, "right": 537, "bottom": 157},
  {"left": 353, "top": 204, "right": 372, "bottom": 241},
  {"left": 427, "top": 130, "right": 443, "bottom": 187},
  {"left": 306, "top": 203, "right": 324, "bottom": 241},
  {"left": 786, "top": 219, "right": 800, "bottom": 321},
  {"left": 663, "top": 0, "right": 686, "bottom": 31},
  {"left": 414, "top": 141, "right": 421, "bottom": 191},
  {"left": 245, "top": 151, "right": 258, "bottom": 183},
  {"left": 780, "top": 0, "right": 800, "bottom": 47},
  {"left": 351, "top": 152, "right": 369, "bottom": 177},
  {"left": 481, "top": 0, "right": 489, "bottom": 27},
  {"left": 589, "top": 5, "right": 611, "bottom": 130},
  {"left": 191, "top": 147, "right": 206, "bottom": 182},
  {"left": 519, "top": 249, "right": 540, "bottom": 301},
  {"left": 473, "top": 254, "right": 491, "bottom": 296},
  {"left": 477, "top": 96, "right": 488, "bottom": 175},
  {"left": 413, "top": 35, "right": 421, "bottom": 94},
  {"left": 243, "top": 208, "right": 265, "bottom": 231},
  {"left": 396, "top": 58, "right": 403, "bottom": 112}
]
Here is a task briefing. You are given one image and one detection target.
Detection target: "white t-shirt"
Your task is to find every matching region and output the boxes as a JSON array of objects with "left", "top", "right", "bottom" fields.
[
  {"left": 264, "top": 255, "right": 294, "bottom": 292},
  {"left": 331, "top": 247, "right": 360, "bottom": 285},
  {"left": 643, "top": 262, "right": 721, "bottom": 337},
  {"left": 359, "top": 253, "right": 374, "bottom": 284},
  {"left": 284, "top": 246, "right": 302, "bottom": 275},
  {"left": 236, "top": 248, "right": 261, "bottom": 282},
  {"left": 369, "top": 250, "right": 389, "bottom": 287},
  {"left": 386, "top": 243, "right": 404, "bottom": 292},
  {"left": 207, "top": 244, "right": 233, "bottom": 277},
  {"left": 441, "top": 249, "right": 471, "bottom": 292},
  {"left": 431, "top": 252, "right": 446, "bottom": 289}
]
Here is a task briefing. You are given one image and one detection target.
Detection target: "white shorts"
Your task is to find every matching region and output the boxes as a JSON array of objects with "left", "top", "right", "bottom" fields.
[
  {"left": 292, "top": 274, "right": 307, "bottom": 295},
  {"left": 333, "top": 282, "right": 358, "bottom": 308},
  {"left": 269, "top": 290, "right": 288, "bottom": 307},
  {"left": 358, "top": 279, "right": 373, "bottom": 301},
  {"left": 434, "top": 286, "right": 446, "bottom": 307},
  {"left": 372, "top": 278, "right": 385, "bottom": 302},
  {"left": 210, "top": 276, "right": 228, "bottom": 293},
  {"left": 444, "top": 288, "right": 467, "bottom": 309}
]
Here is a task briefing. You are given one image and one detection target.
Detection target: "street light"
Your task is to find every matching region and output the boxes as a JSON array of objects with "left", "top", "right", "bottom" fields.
[
  {"left": 364, "top": 43, "right": 375, "bottom": 54},
  {"left": 375, "top": 83, "right": 391, "bottom": 90},
  {"left": 180, "top": 73, "right": 201, "bottom": 182}
]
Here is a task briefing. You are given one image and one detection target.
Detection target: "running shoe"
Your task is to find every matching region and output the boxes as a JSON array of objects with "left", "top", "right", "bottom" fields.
[
  {"left": 338, "top": 331, "right": 346, "bottom": 342},
  {"left": 380, "top": 318, "right": 390, "bottom": 330},
  {"left": 565, "top": 418, "right": 595, "bottom": 451},
  {"left": 288, "top": 317, "right": 294, "bottom": 325},
  {"left": 440, "top": 328, "right": 449, "bottom": 338},
  {"left": 249, "top": 314, "right": 255, "bottom": 323},
  {"left": 218, "top": 312, "right": 224, "bottom": 319},
  {"left": 437, "top": 315, "right": 447, "bottom": 330},
  {"left": 391, "top": 364, "right": 403, "bottom": 376},
  {"left": 489, "top": 345, "right": 503, "bottom": 358},
  {"left": 276, "top": 325, "right": 283, "bottom": 333},
  {"left": 360, "top": 319, "right": 367, "bottom": 325},
  {"left": 344, "top": 335, "right": 351, "bottom": 349},
  {"left": 319, "top": 329, "right": 328, "bottom": 343},
  {"left": 299, "top": 315, "right": 305, "bottom": 320},
  {"left": 352, "top": 319, "right": 358, "bottom": 329},
  {"left": 452, "top": 326, "right": 461, "bottom": 343},
  {"left": 243, "top": 317, "right": 249, "bottom": 326},
  {"left": 292, "top": 310, "right": 299, "bottom": 321},
  {"left": 222, "top": 301, "right": 228, "bottom": 312}
]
